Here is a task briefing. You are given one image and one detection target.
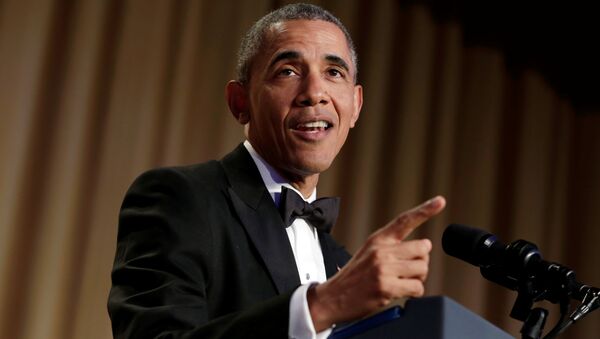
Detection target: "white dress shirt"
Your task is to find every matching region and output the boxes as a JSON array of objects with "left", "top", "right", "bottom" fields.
[{"left": 244, "top": 141, "right": 332, "bottom": 339}]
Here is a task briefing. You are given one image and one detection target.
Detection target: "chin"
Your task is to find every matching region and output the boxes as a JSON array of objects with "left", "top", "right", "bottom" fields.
[
  {"left": 286, "top": 147, "right": 340, "bottom": 175},
  {"left": 291, "top": 158, "right": 334, "bottom": 176}
]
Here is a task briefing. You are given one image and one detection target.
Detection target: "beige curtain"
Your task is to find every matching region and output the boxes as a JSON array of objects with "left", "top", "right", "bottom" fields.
[{"left": 1, "top": 0, "right": 598, "bottom": 338}]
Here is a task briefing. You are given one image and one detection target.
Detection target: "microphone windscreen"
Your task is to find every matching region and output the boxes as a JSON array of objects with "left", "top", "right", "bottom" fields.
[{"left": 442, "top": 224, "right": 493, "bottom": 266}]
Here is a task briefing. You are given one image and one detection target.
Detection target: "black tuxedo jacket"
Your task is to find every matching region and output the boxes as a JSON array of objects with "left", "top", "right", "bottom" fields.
[{"left": 108, "top": 144, "right": 351, "bottom": 338}]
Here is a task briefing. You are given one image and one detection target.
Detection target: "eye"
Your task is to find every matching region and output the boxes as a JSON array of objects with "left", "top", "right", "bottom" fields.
[
  {"left": 327, "top": 68, "right": 345, "bottom": 78},
  {"left": 278, "top": 68, "right": 297, "bottom": 77}
]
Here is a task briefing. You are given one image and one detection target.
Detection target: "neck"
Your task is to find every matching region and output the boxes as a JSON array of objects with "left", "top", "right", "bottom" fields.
[
  {"left": 243, "top": 140, "right": 320, "bottom": 199},
  {"left": 288, "top": 173, "right": 319, "bottom": 199}
]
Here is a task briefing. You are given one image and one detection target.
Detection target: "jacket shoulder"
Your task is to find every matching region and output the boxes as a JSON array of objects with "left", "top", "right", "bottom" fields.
[{"left": 129, "top": 160, "right": 227, "bottom": 193}]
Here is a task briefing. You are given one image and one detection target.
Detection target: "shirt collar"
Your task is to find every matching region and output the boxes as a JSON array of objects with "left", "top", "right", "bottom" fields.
[{"left": 243, "top": 140, "right": 316, "bottom": 207}]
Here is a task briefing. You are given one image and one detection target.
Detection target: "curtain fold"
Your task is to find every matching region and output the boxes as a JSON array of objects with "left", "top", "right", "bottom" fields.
[{"left": 1, "top": 1, "right": 598, "bottom": 338}]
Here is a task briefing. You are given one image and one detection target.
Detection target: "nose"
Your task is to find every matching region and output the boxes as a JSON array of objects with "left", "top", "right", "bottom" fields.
[{"left": 295, "top": 72, "right": 329, "bottom": 107}]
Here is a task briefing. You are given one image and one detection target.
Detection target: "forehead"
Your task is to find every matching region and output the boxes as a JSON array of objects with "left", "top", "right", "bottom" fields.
[{"left": 255, "top": 20, "right": 353, "bottom": 70}]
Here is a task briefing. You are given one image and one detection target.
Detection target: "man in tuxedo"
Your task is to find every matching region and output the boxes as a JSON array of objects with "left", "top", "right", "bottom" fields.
[{"left": 108, "top": 3, "right": 445, "bottom": 338}]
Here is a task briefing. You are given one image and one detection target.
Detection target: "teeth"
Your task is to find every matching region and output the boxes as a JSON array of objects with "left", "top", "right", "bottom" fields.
[{"left": 298, "top": 121, "right": 329, "bottom": 128}]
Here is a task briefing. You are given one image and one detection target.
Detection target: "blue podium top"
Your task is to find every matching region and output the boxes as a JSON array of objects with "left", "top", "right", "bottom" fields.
[{"left": 330, "top": 296, "right": 514, "bottom": 339}]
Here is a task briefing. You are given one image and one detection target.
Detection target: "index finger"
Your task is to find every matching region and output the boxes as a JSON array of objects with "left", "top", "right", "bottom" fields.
[{"left": 379, "top": 196, "right": 446, "bottom": 240}]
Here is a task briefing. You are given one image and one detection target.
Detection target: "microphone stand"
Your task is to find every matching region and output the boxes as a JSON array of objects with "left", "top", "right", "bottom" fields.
[
  {"left": 521, "top": 308, "right": 548, "bottom": 339},
  {"left": 442, "top": 225, "right": 599, "bottom": 338},
  {"left": 481, "top": 265, "right": 551, "bottom": 339},
  {"left": 544, "top": 286, "right": 600, "bottom": 338},
  {"left": 479, "top": 239, "right": 600, "bottom": 339}
]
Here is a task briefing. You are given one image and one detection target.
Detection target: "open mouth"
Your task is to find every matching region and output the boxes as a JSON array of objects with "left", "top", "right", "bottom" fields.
[{"left": 293, "top": 120, "right": 332, "bottom": 132}]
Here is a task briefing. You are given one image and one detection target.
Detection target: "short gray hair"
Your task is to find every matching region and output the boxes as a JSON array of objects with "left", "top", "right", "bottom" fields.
[{"left": 236, "top": 3, "right": 358, "bottom": 84}]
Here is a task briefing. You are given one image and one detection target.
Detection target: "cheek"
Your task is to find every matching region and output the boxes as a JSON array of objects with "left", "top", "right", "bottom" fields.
[
  {"left": 335, "top": 93, "right": 358, "bottom": 125},
  {"left": 336, "top": 126, "right": 351, "bottom": 149},
  {"left": 251, "top": 94, "right": 276, "bottom": 127},
  {"left": 269, "top": 105, "right": 296, "bottom": 135},
  {"left": 258, "top": 87, "right": 292, "bottom": 120}
]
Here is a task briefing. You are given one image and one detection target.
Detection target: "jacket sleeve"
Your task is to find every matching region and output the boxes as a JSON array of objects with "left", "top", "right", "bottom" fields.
[{"left": 107, "top": 167, "right": 291, "bottom": 339}]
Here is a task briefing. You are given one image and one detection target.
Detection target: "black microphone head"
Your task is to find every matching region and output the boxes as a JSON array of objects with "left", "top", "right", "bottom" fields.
[{"left": 442, "top": 224, "right": 496, "bottom": 266}]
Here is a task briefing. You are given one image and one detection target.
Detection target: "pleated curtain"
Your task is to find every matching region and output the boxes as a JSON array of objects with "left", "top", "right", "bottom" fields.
[{"left": 0, "top": 1, "right": 598, "bottom": 338}]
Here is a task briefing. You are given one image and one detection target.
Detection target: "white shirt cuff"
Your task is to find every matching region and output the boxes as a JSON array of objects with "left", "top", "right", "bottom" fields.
[{"left": 289, "top": 284, "right": 333, "bottom": 339}]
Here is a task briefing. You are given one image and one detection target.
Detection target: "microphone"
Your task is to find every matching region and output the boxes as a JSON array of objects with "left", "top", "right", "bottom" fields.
[
  {"left": 441, "top": 223, "right": 506, "bottom": 267},
  {"left": 442, "top": 224, "right": 593, "bottom": 304},
  {"left": 443, "top": 224, "right": 600, "bottom": 337}
]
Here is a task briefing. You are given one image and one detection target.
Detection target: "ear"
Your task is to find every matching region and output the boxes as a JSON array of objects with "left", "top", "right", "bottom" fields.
[
  {"left": 350, "top": 84, "right": 363, "bottom": 128},
  {"left": 225, "top": 80, "right": 250, "bottom": 124}
]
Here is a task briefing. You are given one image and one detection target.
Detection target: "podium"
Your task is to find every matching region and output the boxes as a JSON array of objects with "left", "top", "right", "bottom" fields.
[{"left": 330, "top": 296, "right": 514, "bottom": 339}]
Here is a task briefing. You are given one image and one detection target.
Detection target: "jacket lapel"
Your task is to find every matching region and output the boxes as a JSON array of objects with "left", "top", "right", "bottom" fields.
[{"left": 221, "top": 145, "right": 301, "bottom": 294}]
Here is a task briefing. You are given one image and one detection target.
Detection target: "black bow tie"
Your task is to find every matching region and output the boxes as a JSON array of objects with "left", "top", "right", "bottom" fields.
[{"left": 278, "top": 186, "right": 340, "bottom": 233}]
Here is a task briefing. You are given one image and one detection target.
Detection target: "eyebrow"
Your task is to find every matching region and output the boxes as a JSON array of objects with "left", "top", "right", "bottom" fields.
[
  {"left": 325, "top": 54, "right": 350, "bottom": 73},
  {"left": 269, "top": 50, "right": 301, "bottom": 68},
  {"left": 269, "top": 50, "right": 351, "bottom": 73}
]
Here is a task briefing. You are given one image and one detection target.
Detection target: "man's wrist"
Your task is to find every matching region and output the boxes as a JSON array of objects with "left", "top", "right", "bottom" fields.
[
  {"left": 289, "top": 284, "right": 334, "bottom": 339},
  {"left": 307, "top": 282, "right": 335, "bottom": 332}
]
